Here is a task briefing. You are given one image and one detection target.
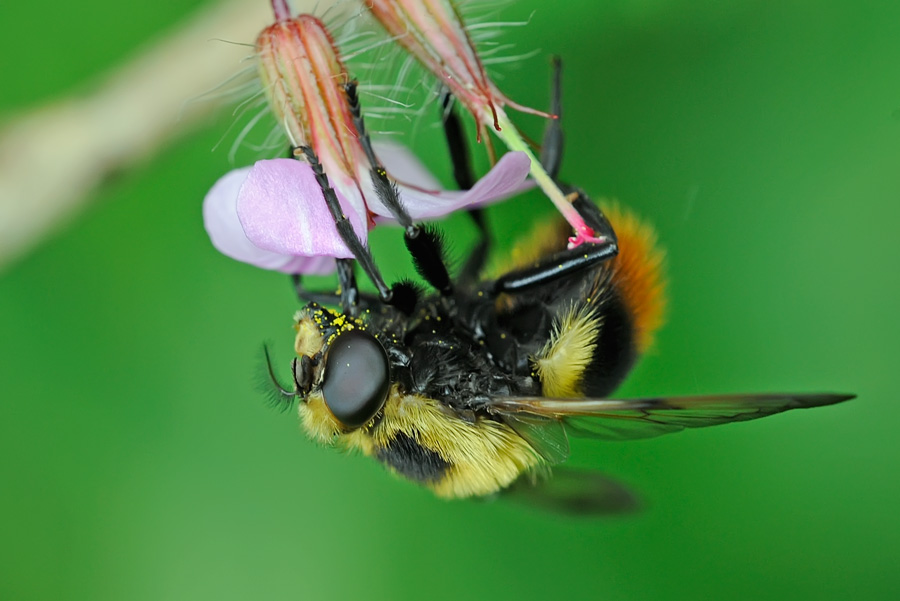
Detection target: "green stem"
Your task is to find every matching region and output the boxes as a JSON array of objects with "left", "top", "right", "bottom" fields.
[{"left": 493, "top": 110, "right": 594, "bottom": 240}]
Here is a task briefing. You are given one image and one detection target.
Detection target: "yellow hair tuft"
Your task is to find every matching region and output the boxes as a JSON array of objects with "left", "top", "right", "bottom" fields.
[{"left": 534, "top": 305, "right": 603, "bottom": 398}]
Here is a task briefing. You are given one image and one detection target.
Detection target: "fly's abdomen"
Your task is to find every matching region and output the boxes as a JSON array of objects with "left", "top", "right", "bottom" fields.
[
  {"left": 533, "top": 204, "right": 666, "bottom": 398},
  {"left": 375, "top": 431, "right": 451, "bottom": 483},
  {"left": 363, "top": 393, "right": 542, "bottom": 498}
]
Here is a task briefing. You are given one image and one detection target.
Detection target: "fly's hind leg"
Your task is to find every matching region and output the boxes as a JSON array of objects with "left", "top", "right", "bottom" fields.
[
  {"left": 489, "top": 238, "right": 618, "bottom": 295},
  {"left": 489, "top": 59, "right": 619, "bottom": 295}
]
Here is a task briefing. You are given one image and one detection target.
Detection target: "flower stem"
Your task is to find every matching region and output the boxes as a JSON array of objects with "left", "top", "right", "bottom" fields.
[
  {"left": 272, "top": 0, "right": 291, "bottom": 21},
  {"left": 493, "top": 110, "right": 602, "bottom": 247}
]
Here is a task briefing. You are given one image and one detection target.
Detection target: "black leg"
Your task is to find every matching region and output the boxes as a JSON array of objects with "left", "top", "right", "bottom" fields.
[
  {"left": 568, "top": 188, "right": 617, "bottom": 245},
  {"left": 457, "top": 208, "right": 491, "bottom": 288},
  {"left": 440, "top": 90, "right": 476, "bottom": 190},
  {"left": 335, "top": 259, "right": 360, "bottom": 316},
  {"left": 292, "top": 273, "right": 381, "bottom": 314},
  {"left": 538, "top": 57, "right": 618, "bottom": 246},
  {"left": 540, "top": 56, "right": 564, "bottom": 180},
  {"left": 292, "top": 274, "right": 342, "bottom": 305},
  {"left": 298, "top": 146, "right": 397, "bottom": 301},
  {"left": 490, "top": 239, "right": 618, "bottom": 295},
  {"left": 344, "top": 81, "right": 453, "bottom": 297},
  {"left": 439, "top": 89, "right": 491, "bottom": 287},
  {"left": 300, "top": 144, "right": 427, "bottom": 314}
]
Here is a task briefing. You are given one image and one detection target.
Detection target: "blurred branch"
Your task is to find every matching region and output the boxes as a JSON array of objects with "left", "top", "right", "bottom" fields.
[{"left": 0, "top": 0, "right": 325, "bottom": 272}]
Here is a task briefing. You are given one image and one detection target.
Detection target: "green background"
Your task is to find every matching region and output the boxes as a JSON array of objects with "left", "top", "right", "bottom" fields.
[{"left": 2, "top": 0, "right": 898, "bottom": 599}]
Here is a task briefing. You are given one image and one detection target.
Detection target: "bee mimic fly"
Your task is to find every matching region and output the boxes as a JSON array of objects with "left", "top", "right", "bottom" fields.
[{"left": 263, "top": 67, "right": 852, "bottom": 511}]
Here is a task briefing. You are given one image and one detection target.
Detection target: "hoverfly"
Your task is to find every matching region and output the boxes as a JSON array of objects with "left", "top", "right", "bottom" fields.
[{"left": 264, "top": 69, "right": 853, "bottom": 510}]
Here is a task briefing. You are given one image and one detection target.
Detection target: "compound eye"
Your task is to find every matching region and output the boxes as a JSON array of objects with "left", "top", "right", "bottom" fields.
[{"left": 321, "top": 330, "right": 390, "bottom": 429}]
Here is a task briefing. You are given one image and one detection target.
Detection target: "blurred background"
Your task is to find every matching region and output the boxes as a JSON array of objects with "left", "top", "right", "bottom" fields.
[{"left": 1, "top": 0, "right": 898, "bottom": 599}]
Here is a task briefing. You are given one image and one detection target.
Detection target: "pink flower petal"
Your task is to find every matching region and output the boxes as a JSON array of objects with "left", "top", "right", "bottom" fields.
[
  {"left": 236, "top": 158, "right": 367, "bottom": 259},
  {"left": 372, "top": 140, "right": 442, "bottom": 190},
  {"left": 368, "top": 150, "right": 533, "bottom": 221},
  {"left": 203, "top": 165, "right": 337, "bottom": 275},
  {"left": 204, "top": 147, "right": 533, "bottom": 275}
]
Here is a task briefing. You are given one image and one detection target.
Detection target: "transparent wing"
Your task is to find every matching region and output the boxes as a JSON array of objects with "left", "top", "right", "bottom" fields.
[
  {"left": 503, "top": 467, "right": 639, "bottom": 516},
  {"left": 490, "top": 393, "right": 854, "bottom": 442},
  {"left": 503, "top": 412, "right": 570, "bottom": 464}
]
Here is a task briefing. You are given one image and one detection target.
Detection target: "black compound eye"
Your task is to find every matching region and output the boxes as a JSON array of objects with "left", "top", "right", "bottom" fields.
[{"left": 321, "top": 330, "right": 390, "bottom": 428}]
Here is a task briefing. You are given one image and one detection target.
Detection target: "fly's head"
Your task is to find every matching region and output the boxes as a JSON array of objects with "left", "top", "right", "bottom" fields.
[{"left": 291, "top": 304, "right": 392, "bottom": 442}]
